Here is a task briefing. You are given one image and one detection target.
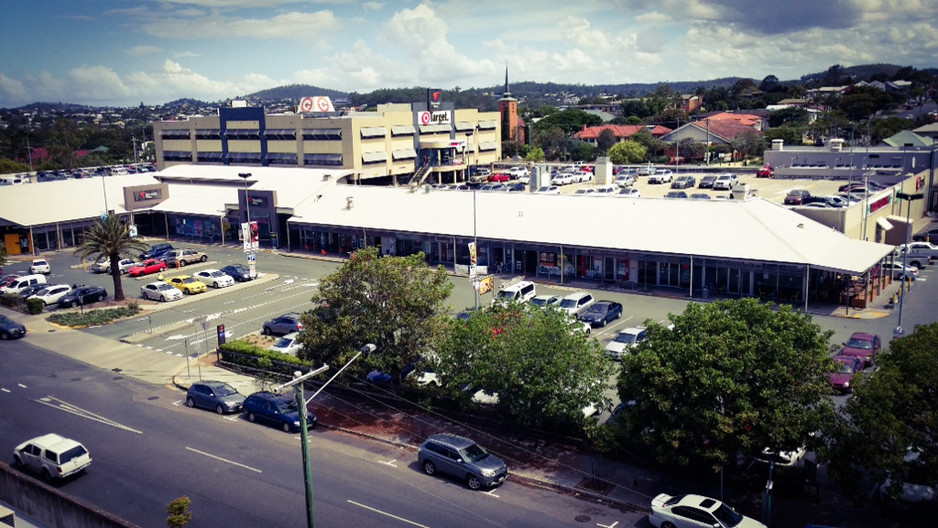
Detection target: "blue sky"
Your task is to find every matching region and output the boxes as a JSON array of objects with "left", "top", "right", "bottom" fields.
[{"left": 1, "top": 0, "right": 935, "bottom": 108}]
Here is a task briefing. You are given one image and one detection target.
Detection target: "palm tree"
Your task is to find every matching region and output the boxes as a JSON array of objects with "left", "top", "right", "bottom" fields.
[{"left": 74, "top": 215, "right": 150, "bottom": 301}]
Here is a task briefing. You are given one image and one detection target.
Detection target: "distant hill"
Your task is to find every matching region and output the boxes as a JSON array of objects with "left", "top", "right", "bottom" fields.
[{"left": 247, "top": 84, "right": 348, "bottom": 102}]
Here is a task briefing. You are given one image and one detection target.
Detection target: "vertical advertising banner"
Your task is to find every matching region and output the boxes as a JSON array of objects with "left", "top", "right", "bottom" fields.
[
  {"left": 241, "top": 222, "right": 251, "bottom": 252},
  {"left": 468, "top": 242, "right": 477, "bottom": 279}
]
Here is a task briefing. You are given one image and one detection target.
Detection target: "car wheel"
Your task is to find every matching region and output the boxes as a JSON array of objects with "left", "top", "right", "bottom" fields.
[
  {"left": 42, "top": 468, "right": 54, "bottom": 482},
  {"left": 160, "top": 295, "right": 165, "bottom": 302},
  {"left": 466, "top": 474, "right": 482, "bottom": 490},
  {"left": 0, "top": 332, "right": 7, "bottom": 340},
  {"left": 186, "top": 397, "right": 196, "bottom": 408},
  {"left": 600, "top": 319, "right": 607, "bottom": 328},
  {"left": 200, "top": 255, "right": 208, "bottom": 262},
  {"left": 120, "top": 269, "right": 126, "bottom": 275},
  {"left": 213, "top": 282, "right": 219, "bottom": 288},
  {"left": 215, "top": 404, "right": 225, "bottom": 415},
  {"left": 282, "top": 421, "right": 292, "bottom": 433},
  {"left": 70, "top": 300, "right": 78, "bottom": 308},
  {"left": 263, "top": 327, "right": 271, "bottom": 336},
  {"left": 661, "top": 523, "right": 676, "bottom": 528},
  {"left": 184, "top": 289, "right": 190, "bottom": 294},
  {"left": 12, "top": 454, "right": 22, "bottom": 468},
  {"left": 180, "top": 260, "right": 186, "bottom": 267},
  {"left": 423, "top": 461, "right": 436, "bottom": 476},
  {"left": 98, "top": 294, "right": 105, "bottom": 302},
  {"left": 247, "top": 412, "right": 257, "bottom": 423}
]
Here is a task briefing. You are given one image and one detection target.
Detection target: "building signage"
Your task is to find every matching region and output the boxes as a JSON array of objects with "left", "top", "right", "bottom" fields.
[
  {"left": 134, "top": 189, "right": 162, "bottom": 201},
  {"left": 868, "top": 194, "right": 891, "bottom": 215},
  {"left": 417, "top": 111, "right": 451, "bottom": 126},
  {"left": 428, "top": 89, "right": 442, "bottom": 109},
  {"left": 298, "top": 96, "right": 335, "bottom": 113},
  {"left": 248, "top": 196, "right": 267, "bottom": 208}
]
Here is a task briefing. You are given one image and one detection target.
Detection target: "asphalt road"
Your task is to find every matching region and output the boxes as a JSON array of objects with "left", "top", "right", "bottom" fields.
[{"left": 0, "top": 340, "right": 641, "bottom": 528}]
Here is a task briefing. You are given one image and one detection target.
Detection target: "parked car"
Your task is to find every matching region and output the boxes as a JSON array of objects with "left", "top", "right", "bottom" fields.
[
  {"left": 574, "top": 188, "right": 595, "bottom": 196},
  {"left": 876, "top": 448, "right": 937, "bottom": 511},
  {"left": 168, "top": 275, "right": 207, "bottom": 294},
  {"left": 756, "top": 166, "right": 774, "bottom": 178},
  {"left": 616, "top": 188, "right": 641, "bottom": 198},
  {"left": 912, "top": 227, "right": 938, "bottom": 243},
  {"left": 18, "top": 283, "right": 49, "bottom": 299},
  {"left": 605, "top": 327, "right": 647, "bottom": 360},
  {"left": 647, "top": 170, "right": 673, "bottom": 184},
  {"left": 163, "top": 248, "right": 208, "bottom": 267},
  {"left": 614, "top": 174, "right": 635, "bottom": 188},
  {"left": 57, "top": 285, "right": 107, "bottom": 308},
  {"left": 263, "top": 313, "right": 304, "bottom": 336},
  {"left": 712, "top": 173, "right": 738, "bottom": 190},
  {"left": 592, "top": 184, "right": 618, "bottom": 196},
  {"left": 883, "top": 261, "right": 919, "bottom": 281},
  {"left": 268, "top": 332, "right": 303, "bottom": 356},
  {"left": 698, "top": 175, "right": 717, "bottom": 188},
  {"left": 551, "top": 172, "right": 574, "bottom": 185},
  {"left": 671, "top": 176, "right": 696, "bottom": 189},
  {"left": 220, "top": 264, "right": 256, "bottom": 282},
  {"left": 558, "top": 291, "right": 595, "bottom": 318},
  {"left": 1, "top": 274, "right": 47, "bottom": 295},
  {"left": 29, "top": 259, "right": 51, "bottom": 274},
  {"left": 893, "top": 242, "right": 938, "bottom": 269},
  {"left": 535, "top": 185, "right": 561, "bottom": 194},
  {"left": 754, "top": 445, "right": 808, "bottom": 467},
  {"left": 186, "top": 380, "right": 246, "bottom": 414},
  {"left": 27, "top": 284, "right": 73, "bottom": 307},
  {"left": 92, "top": 257, "right": 138, "bottom": 274},
  {"left": 141, "top": 281, "right": 184, "bottom": 302},
  {"left": 649, "top": 493, "right": 766, "bottom": 528},
  {"left": 417, "top": 433, "right": 508, "bottom": 490},
  {"left": 487, "top": 173, "right": 511, "bottom": 183},
  {"left": 492, "top": 280, "right": 536, "bottom": 306},
  {"left": 139, "top": 242, "right": 174, "bottom": 260},
  {"left": 0, "top": 314, "right": 27, "bottom": 340},
  {"left": 193, "top": 269, "right": 235, "bottom": 288},
  {"left": 664, "top": 191, "right": 688, "bottom": 199},
  {"left": 830, "top": 355, "right": 864, "bottom": 393},
  {"left": 128, "top": 259, "right": 167, "bottom": 277},
  {"left": 530, "top": 294, "right": 560, "bottom": 308},
  {"left": 242, "top": 391, "right": 315, "bottom": 432},
  {"left": 579, "top": 300, "right": 623, "bottom": 327},
  {"left": 689, "top": 193, "right": 711, "bottom": 200},
  {"left": 838, "top": 332, "right": 882, "bottom": 367},
  {"left": 13, "top": 433, "right": 92, "bottom": 481},
  {"left": 637, "top": 164, "right": 656, "bottom": 176},
  {"left": 784, "top": 189, "right": 811, "bottom": 205}
]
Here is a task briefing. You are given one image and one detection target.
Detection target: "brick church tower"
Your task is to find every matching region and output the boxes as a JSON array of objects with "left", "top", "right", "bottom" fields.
[{"left": 498, "top": 67, "right": 524, "bottom": 144}]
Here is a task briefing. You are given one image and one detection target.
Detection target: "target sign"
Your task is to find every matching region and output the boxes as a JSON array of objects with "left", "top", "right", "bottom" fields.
[
  {"left": 299, "top": 97, "right": 314, "bottom": 113},
  {"left": 418, "top": 111, "right": 431, "bottom": 125},
  {"left": 316, "top": 97, "right": 330, "bottom": 112}
]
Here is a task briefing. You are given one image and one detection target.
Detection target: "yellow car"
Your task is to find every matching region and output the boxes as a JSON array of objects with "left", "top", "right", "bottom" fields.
[{"left": 168, "top": 275, "right": 207, "bottom": 295}]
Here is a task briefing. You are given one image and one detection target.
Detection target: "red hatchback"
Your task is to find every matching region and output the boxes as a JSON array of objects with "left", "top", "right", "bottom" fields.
[
  {"left": 128, "top": 259, "right": 167, "bottom": 277},
  {"left": 830, "top": 355, "right": 864, "bottom": 393},
  {"left": 488, "top": 173, "right": 511, "bottom": 183},
  {"left": 838, "top": 332, "right": 882, "bottom": 367}
]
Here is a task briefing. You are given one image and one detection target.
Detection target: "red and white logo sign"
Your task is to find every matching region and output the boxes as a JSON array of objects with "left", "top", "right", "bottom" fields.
[
  {"left": 418, "top": 111, "right": 431, "bottom": 125},
  {"left": 299, "top": 97, "right": 334, "bottom": 113},
  {"left": 299, "top": 97, "right": 314, "bottom": 112},
  {"left": 316, "top": 97, "right": 330, "bottom": 112}
]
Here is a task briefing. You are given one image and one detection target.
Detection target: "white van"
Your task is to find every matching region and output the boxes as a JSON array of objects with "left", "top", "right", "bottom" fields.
[
  {"left": 1, "top": 274, "right": 47, "bottom": 295},
  {"left": 558, "top": 291, "right": 595, "bottom": 318},
  {"left": 492, "top": 280, "right": 537, "bottom": 306}
]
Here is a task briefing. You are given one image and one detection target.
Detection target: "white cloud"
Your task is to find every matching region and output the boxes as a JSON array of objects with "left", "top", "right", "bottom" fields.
[
  {"left": 127, "top": 45, "right": 162, "bottom": 57},
  {"left": 363, "top": 2, "right": 384, "bottom": 11},
  {"left": 636, "top": 11, "right": 673, "bottom": 23},
  {"left": 143, "top": 10, "right": 340, "bottom": 41}
]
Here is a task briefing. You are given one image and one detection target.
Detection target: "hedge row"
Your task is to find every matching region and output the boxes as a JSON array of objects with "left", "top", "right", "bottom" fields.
[
  {"left": 218, "top": 341, "right": 309, "bottom": 376},
  {"left": 47, "top": 303, "right": 140, "bottom": 327}
]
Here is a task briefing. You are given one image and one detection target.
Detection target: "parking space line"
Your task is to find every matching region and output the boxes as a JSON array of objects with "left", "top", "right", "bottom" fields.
[
  {"left": 378, "top": 459, "right": 398, "bottom": 467},
  {"left": 185, "top": 446, "right": 262, "bottom": 473},
  {"left": 347, "top": 500, "right": 429, "bottom": 527}
]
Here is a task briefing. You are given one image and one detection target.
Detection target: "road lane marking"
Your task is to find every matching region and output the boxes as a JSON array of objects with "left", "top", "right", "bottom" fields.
[
  {"left": 18, "top": 383, "right": 27, "bottom": 388},
  {"left": 185, "top": 446, "right": 262, "bottom": 473},
  {"left": 347, "top": 500, "right": 429, "bottom": 527},
  {"left": 35, "top": 396, "right": 143, "bottom": 434},
  {"left": 483, "top": 489, "right": 500, "bottom": 498},
  {"left": 597, "top": 522, "right": 619, "bottom": 528},
  {"left": 1, "top": 388, "right": 10, "bottom": 393},
  {"left": 378, "top": 459, "right": 398, "bottom": 467}
]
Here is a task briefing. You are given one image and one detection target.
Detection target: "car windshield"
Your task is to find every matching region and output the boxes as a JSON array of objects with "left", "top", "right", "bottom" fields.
[
  {"left": 60, "top": 445, "right": 88, "bottom": 463},
  {"left": 460, "top": 443, "right": 490, "bottom": 463},
  {"left": 713, "top": 502, "right": 744, "bottom": 527},
  {"left": 215, "top": 384, "right": 238, "bottom": 397},
  {"left": 182, "top": 278, "right": 197, "bottom": 284},
  {"left": 615, "top": 333, "right": 638, "bottom": 344},
  {"left": 496, "top": 290, "right": 517, "bottom": 300},
  {"left": 788, "top": 190, "right": 805, "bottom": 196},
  {"left": 209, "top": 271, "right": 224, "bottom": 277},
  {"left": 837, "top": 362, "right": 855, "bottom": 374},
  {"left": 845, "top": 338, "right": 872, "bottom": 349},
  {"left": 587, "top": 304, "right": 606, "bottom": 314},
  {"left": 531, "top": 298, "right": 548, "bottom": 306},
  {"left": 275, "top": 400, "right": 299, "bottom": 414},
  {"left": 559, "top": 299, "right": 578, "bottom": 309},
  {"left": 35, "top": 288, "right": 51, "bottom": 295},
  {"left": 273, "top": 337, "right": 295, "bottom": 348},
  {"left": 158, "top": 284, "right": 173, "bottom": 290}
]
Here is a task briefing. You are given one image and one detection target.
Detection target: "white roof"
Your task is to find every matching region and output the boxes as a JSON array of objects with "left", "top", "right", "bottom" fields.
[
  {"left": 0, "top": 174, "right": 157, "bottom": 226},
  {"left": 289, "top": 186, "right": 893, "bottom": 275}
]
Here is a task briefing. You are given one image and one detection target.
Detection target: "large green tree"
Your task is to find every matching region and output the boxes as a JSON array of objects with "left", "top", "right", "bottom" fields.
[
  {"left": 298, "top": 247, "right": 453, "bottom": 381},
  {"left": 607, "top": 140, "right": 647, "bottom": 164},
  {"left": 74, "top": 215, "right": 149, "bottom": 301},
  {"left": 436, "top": 304, "right": 613, "bottom": 429},
  {"left": 824, "top": 323, "right": 938, "bottom": 503},
  {"left": 532, "top": 109, "right": 601, "bottom": 135},
  {"left": 614, "top": 299, "right": 835, "bottom": 470}
]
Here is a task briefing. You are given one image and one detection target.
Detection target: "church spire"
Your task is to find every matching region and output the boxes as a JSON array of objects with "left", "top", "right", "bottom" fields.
[{"left": 503, "top": 66, "right": 511, "bottom": 98}]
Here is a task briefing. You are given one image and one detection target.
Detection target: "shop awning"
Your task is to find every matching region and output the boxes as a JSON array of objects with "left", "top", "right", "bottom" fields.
[
  {"left": 360, "top": 126, "right": 387, "bottom": 138},
  {"left": 455, "top": 121, "right": 475, "bottom": 131},
  {"left": 479, "top": 141, "right": 498, "bottom": 151},
  {"left": 876, "top": 217, "right": 893, "bottom": 231},
  {"left": 419, "top": 124, "right": 450, "bottom": 133},
  {"left": 478, "top": 120, "right": 497, "bottom": 130},
  {"left": 361, "top": 151, "right": 388, "bottom": 163},
  {"left": 391, "top": 125, "right": 416, "bottom": 135},
  {"left": 392, "top": 148, "right": 417, "bottom": 160}
]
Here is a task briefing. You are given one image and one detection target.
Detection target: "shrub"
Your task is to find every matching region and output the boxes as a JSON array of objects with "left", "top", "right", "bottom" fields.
[
  {"left": 47, "top": 305, "right": 141, "bottom": 327},
  {"left": 26, "top": 298, "right": 44, "bottom": 315},
  {"left": 218, "top": 340, "right": 309, "bottom": 375}
]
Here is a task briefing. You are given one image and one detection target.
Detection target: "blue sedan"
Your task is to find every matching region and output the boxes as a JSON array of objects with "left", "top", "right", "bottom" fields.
[{"left": 579, "top": 301, "right": 623, "bottom": 327}]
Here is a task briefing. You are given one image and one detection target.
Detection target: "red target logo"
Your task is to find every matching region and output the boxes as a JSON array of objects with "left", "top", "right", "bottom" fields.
[
  {"left": 418, "top": 111, "right": 431, "bottom": 125},
  {"left": 299, "top": 98, "right": 314, "bottom": 113},
  {"left": 316, "top": 97, "right": 330, "bottom": 112}
]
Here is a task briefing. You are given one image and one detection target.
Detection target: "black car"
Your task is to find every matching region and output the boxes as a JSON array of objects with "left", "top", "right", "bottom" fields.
[
  {"left": 671, "top": 176, "right": 696, "bottom": 189},
  {"left": 139, "top": 242, "right": 174, "bottom": 260},
  {"left": 912, "top": 228, "right": 938, "bottom": 243},
  {"left": 263, "top": 313, "right": 303, "bottom": 336},
  {"left": 57, "top": 286, "right": 107, "bottom": 308},
  {"left": 698, "top": 176, "right": 717, "bottom": 188},
  {"left": 0, "top": 314, "right": 27, "bottom": 340},
  {"left": 579, "top": 300, "right": 623, "bottom": 327},
  {"left": 220, "top": 264, "right": 255, "bottom": 282},
  {"left": 18, "top": 283, "right": 48, "bottom": 299},
  {"left": 242, "top": 391, "right": 315, "bottom": 432}
]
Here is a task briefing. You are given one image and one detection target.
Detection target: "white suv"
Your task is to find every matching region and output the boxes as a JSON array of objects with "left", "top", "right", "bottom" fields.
[
  {"left": 13, "top": 433, "right": 92, "bottom": 480},
  {"left": 558, "top": 291, "right": 595, "bottom": 318}
]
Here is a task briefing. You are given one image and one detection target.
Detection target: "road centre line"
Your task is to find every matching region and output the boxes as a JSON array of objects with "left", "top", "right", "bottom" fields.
[
  {"left": 346, "top": 500, "right": 429, "bottom": 528},
  {"left": 185, "top": 446, "right": 262, "bottom": 473}
]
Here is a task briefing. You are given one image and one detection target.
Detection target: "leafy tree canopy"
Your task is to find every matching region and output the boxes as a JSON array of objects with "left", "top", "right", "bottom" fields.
[
  {"left": 607, "top": 140, "right": 647, "bottom": 164},
  {"left": 615, "top": 299, "right": 835, "bottom": 471},
  {"left": 73, "top": 215, "right": 149, "bottom": 301},
  {"left": 532, "top": 109, "right": 602, "bottom": 135},
  {"left": 824, "top": 323, "right": 938, "bottom": 503},
  {"left": 298, "top": 247, "right": 453, "bottom": 381},
  {"left": 436, "top": 304, "right": 613, "bottom": 429}
]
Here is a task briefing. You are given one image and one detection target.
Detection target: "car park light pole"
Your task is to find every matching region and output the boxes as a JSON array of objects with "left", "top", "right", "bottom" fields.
[
  {"left": 894, "top": 192, "right": 923, "bottom": 339},
  {"left": 275, "top": 343, "right": 377, "bottom": 528},
  {"left": 238, "top": 172, "right": 257, "bottom": 276}
]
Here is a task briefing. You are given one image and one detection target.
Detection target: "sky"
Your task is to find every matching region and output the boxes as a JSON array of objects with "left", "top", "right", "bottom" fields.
[{"left": 1, "top": 0, "right": 936, "bottom": 109}]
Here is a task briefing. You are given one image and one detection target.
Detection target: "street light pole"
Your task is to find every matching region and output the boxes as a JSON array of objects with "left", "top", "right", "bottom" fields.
[
  {"left": 894, "top": 192, "right": 923, "bottom": 338},
  {"left": 238, "top": 172, "right": 256, "bottom": 276},
  {"left": 275, "top": 343, "right": 376, "bottom": 528}
]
